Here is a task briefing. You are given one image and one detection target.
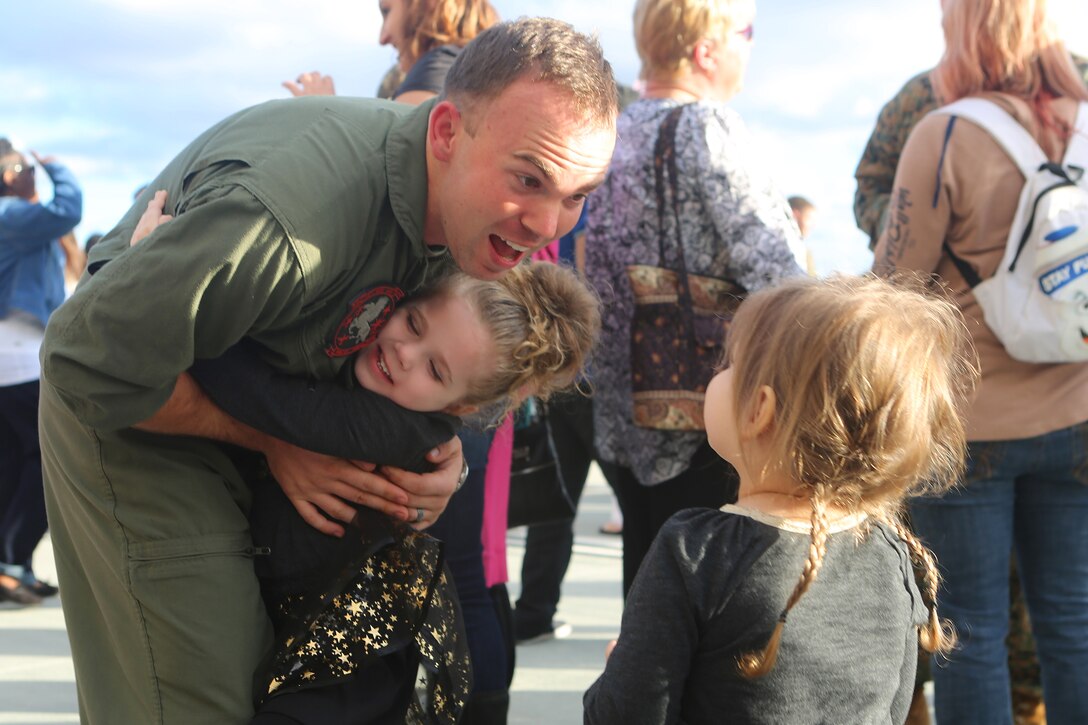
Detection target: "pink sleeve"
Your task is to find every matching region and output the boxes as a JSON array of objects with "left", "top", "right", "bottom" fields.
[
  {"left": 481, "top": 415, "right": 514, "bottom": 587},
  {"left": 530, "top": 241, "right": 559, "bottom": 264}
]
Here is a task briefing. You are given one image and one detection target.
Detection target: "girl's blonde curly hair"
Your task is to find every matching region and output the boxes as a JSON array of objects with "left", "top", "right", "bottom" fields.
[{"left": 421, "top": 261, "right": 600, "bottom": 415}]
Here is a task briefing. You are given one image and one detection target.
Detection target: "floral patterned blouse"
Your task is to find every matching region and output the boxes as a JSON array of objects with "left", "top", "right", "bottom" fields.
[{"left": 585, "top": 98, "right": 804, "bottom": 486}]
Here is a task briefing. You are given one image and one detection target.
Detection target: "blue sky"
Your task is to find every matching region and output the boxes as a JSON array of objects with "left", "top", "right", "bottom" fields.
[{"left": 4, "top": 0, "right": 1086, "bottom": 274}]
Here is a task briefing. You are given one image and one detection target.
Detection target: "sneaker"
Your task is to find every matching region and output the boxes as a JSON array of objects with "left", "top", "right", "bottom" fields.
[
  {"left": 24, "top": 578, "right": 59, "bottom": 598},
  {"left": 516, "top": 620, "right": 573, "bottom": 645}
]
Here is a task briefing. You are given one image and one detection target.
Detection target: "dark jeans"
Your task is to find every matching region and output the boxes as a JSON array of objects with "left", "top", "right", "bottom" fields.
[
  {"left": 0, "top": 379, "right": 48, "bottom": 576},
  {"left": 612, "top": 442, "right": 738, "bottom": 597},
  {"left": 428, "top": 428, "right": 510, "bottom": 696},
  {"left": 514, "top": 393, "right": 611, "bottom": 637},
  {"left": 910, "top": 421, "right": 1088, "bottom": 725}
]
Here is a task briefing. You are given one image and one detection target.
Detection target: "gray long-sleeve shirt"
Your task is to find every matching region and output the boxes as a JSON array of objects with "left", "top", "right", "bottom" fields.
[{"left": 584, "top": 506, "right": 926, "bottom": 724}]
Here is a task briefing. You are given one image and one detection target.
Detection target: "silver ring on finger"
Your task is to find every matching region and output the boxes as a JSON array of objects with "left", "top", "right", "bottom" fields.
[{"left": 415, "top": 507, "right": 426, "bottom": 524}]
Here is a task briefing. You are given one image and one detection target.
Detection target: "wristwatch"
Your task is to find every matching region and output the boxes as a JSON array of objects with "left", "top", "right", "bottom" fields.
[{"left": 456, "top": 457, "right": 470, "bottom": 492}]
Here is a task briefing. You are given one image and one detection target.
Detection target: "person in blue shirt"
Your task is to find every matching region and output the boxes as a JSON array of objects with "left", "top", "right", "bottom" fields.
[{"left": 0, "top": 138, "right": 82, "bottom": 604}]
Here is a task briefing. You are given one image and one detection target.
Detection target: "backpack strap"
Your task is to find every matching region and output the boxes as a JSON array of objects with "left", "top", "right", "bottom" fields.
[
  {"left": 937, "top": 97, "right": 1048, "bottom": 179},
  {"left": 1063, "top": 101, "right": 1088, "bottom": 171}
]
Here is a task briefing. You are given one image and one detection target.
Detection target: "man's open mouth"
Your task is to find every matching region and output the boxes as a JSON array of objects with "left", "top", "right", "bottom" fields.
[{"left": 489, "top": 234, "right": 530, "bottom": 261}]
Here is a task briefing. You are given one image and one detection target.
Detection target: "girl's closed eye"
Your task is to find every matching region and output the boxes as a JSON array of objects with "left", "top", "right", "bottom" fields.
[
  {"left": 429, "top": 360, "right": 443, "bottom": 383},
  {"left": 407, "top": 309, "right": 421, "bottom": 335}
]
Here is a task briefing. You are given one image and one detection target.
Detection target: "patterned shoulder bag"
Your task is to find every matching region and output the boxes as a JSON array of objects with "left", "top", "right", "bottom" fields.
[{"left": 625, "top": 105, "right": 746, "bottom": 431}]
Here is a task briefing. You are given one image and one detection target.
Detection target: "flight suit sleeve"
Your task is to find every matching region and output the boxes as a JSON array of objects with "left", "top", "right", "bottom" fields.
[{"left": 41, "top": 182, "right": 306, "bottom": 430}]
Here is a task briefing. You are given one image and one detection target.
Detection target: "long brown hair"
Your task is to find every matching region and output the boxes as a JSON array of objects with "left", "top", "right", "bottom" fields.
[
  {"left": 398, "top": 0, "right": 499, "bottom": 69},
  {"left": 933, "top": 0, "right": 1088, "bottom": 137}
]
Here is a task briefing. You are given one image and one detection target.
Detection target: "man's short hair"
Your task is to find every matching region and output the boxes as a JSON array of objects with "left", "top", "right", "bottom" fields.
[{"left": 442, "top": 17, "right": 618, "bottom": 129}]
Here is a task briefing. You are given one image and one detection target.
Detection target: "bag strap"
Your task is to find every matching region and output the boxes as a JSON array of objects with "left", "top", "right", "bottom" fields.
[
  {"left": 936, "top": 98, "right": 1088, "bottom": 282},
  {"left": 652, "top": 105, "right": 701, "bottom": 352},
  {"left": 653, "top": 105, "right": 688, "bottom": 271},
  {"left": 1064, "top": 101, "right": 1088, "bottom": 170},
  {"left": 938, "top": 97, "right": 1048, "bottom": 179}
]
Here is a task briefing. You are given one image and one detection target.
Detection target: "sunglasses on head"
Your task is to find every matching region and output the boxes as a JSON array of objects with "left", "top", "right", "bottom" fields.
[{"left": 735, "top": 24, "right": 754, "bottom": 41}]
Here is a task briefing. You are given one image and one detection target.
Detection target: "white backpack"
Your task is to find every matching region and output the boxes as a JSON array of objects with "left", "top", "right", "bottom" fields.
[{"left": 935, "top": 98, "right": 1088, "bottom": 363}]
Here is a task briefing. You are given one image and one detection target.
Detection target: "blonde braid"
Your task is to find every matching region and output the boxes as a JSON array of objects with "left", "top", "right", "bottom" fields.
[
  {"left": 889, "top": 517, "right": 957, "bottom": 655},
  {"left": 737, "top": 486, "right": 831, "bottom": 679}
]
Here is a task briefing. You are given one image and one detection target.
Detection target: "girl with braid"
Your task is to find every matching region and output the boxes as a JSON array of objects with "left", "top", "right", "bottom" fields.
[{"left": 585, "top": 274, "right": 977, "bottom": 725}]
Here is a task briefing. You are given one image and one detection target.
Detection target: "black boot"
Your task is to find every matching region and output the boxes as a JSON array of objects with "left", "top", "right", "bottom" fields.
[{"left": 459, "top": 690, "right": 509, "bottom": 725}]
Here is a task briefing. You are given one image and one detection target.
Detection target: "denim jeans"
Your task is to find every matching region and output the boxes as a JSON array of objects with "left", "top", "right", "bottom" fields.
[
  {"left": 428, "top": 428, "right": 510, "bottom": 696},
  {"left": 910, "top": 420, "right": 1088, "bottom": 725}
]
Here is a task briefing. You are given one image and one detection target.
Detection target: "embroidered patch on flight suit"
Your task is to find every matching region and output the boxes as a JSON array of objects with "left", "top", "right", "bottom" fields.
[{"left": 325, "top": 284, "right": 405, "bottom": 357}]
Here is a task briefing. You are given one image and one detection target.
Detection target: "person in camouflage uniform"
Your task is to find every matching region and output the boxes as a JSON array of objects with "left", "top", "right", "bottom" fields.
[
  {"left": 854, "top": 54, "right": 1088, "bottom": 725},
  {"left": 853, "top": 55, "right": 1088, "bottom": 248}
]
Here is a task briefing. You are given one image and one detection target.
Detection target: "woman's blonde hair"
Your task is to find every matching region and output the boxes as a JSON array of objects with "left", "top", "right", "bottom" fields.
[
  {"left": 724, "top": 275, "right": 979, "bottom": 677},
  {"left": 633, "top": 0, "right": 742, "bottom": 80},
  {"left": 398, "top": 0, "right": 499, "bottom": 69},
  {"left": 422, "top": 262, "right": 600, "bottom": 414},
  {"left": 934, "top": 0, "right": 1088, "bottom": 121}
]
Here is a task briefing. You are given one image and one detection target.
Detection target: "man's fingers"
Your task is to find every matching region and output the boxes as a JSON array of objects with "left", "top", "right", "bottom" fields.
[
  {"left": 340, "top": 467, "right": 410, "bottom": 505},
  {"left": 349, "top": 459, "right": 377, "bottom": 473},
  {"left": 292, "top": 499, "right": 345, "bottom": 538},
  {"left": 427, "top": 435, "right": 462, "bottom": 465},
  {"left": 354, "top": 492, "right": 412, "bottom": 522}
]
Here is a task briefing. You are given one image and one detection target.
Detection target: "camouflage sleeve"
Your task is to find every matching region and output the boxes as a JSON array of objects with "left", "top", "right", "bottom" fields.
[{"left": 853, "top": 72, "right": 938, "bottom": 249}]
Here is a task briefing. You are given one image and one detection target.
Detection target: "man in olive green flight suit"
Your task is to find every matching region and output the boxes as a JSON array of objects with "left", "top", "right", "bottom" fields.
[{"left": 38, "top": 18, "right": 617, "bottom": 724}]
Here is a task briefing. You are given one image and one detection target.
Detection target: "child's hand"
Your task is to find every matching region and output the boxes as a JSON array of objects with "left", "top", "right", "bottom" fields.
[
  {"left": 131, "top": 190, "right": 173, "bottom": 246},
  {"left": 283, "top": 71, "right": 336, "bottom": 97}
]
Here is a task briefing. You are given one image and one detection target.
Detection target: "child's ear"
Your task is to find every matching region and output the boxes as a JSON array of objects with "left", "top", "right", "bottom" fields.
[
  {"left": 444, "top": 402, "right": 478, "bottom": 417},
  {"left": 741, "top": 385, "right": 776, "bottom": 439}
]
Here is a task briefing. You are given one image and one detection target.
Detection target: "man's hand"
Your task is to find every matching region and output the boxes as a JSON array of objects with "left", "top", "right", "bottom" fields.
[
  {"left": 380, "top": 435, "right": 464, "bottom": 530},
  {"left": 263, "top": 437, "right": 435, "bottom": 537},
  {"left": 283, "top": 71, "right": 337, "bottom": 97}
]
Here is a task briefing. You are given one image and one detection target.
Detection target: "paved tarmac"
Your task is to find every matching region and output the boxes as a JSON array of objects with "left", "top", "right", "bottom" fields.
[{"left": 0, "top": 471, "right": 624, "bottom": 725}]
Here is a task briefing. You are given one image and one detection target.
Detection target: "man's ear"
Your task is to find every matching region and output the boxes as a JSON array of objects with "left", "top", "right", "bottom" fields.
[
  {"left": 428, "top": 100, "right": 462, "bottom": 163},
  {"left": 741, "top": 384, "right": 776, "bottom": 440}
]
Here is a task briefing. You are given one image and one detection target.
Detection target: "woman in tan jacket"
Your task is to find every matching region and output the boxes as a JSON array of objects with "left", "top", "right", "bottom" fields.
[{"left": 874, "top": 1, "right": 1088, "bottom": 722}]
